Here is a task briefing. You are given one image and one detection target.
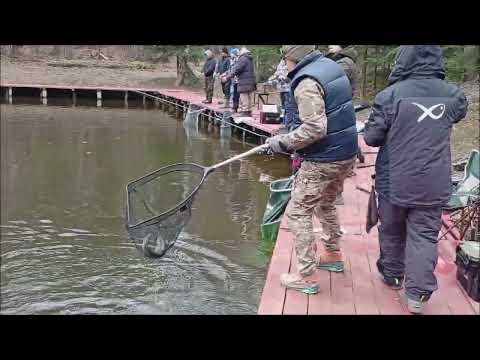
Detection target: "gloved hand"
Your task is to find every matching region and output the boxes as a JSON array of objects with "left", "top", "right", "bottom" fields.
[
  {"left": 256, "top": 145, "right": 274, "bottom": 156},
  {"left": 266, "top": 135, "right": 287, "bottom": 154}
]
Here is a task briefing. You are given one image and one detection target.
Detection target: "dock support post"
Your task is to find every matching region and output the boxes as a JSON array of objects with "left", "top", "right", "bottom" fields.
[
  {"left": 8, "top": 87, "right": 13, "bottom": 99},
  {"left": 97, "top": 90, "right": 102, "bottom": 107},
  {"left": 243, "top": 129, "right": 246, "bottom": 143},
  {"left": 142, "top": 94, "right": 146, "bottom": 107},
  {"left": 72, "top": 89, "right": 76, "bottom": 106},
  {"left": 41, "top": 88, "right": 47, "bottom": 99},
  {"left": 124, "top": 91, "right": 128, "bottom": 107},
  {"left": 42, "top": 97, "right": 48, "bottom": 106},
  {"left": 175, "top": 100, "right": 180, "bottom": 118}
]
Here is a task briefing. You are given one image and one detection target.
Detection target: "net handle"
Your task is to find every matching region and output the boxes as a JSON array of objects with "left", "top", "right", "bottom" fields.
[{"left": 208, "top": 144, "right": 269, "bottom": 172}]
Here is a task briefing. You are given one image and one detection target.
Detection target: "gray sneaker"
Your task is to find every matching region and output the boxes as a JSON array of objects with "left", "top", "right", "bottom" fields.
[{"left": 406, "top": 295, "right": 429, "bottom": 315}]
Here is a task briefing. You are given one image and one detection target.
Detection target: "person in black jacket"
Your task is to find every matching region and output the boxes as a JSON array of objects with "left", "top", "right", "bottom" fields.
[
  {"left": 202, "top": 49, "right": 216, "bottom": 104},
  {"left": 364, "top": 45, "right": 468, "bottom": 314}
]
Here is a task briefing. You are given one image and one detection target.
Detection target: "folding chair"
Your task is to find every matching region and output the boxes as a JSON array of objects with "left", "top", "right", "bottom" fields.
[{"left": 439, "top": 150, "right": 479, "bottom": 242}]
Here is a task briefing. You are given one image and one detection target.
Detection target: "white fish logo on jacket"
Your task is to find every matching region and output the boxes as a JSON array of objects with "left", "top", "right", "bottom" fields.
[{"left": 412, "top": 102, "right": 446, "bottom": 123}]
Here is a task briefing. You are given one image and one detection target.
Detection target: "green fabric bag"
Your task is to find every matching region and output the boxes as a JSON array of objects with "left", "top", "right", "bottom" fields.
[{"left": 260, "top": 176, "right": 294, "bottom": 245}]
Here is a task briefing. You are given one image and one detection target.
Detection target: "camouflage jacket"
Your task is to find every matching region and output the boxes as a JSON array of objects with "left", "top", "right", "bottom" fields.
[
  {"left": 268, "top": 59, "right": 290, "bottom": 93},
  {"left": 278, "top": 78, "right": 327, "bottom": 151},
  {"left": 327, "top": 46, "right": 358, "bottom": 92}
]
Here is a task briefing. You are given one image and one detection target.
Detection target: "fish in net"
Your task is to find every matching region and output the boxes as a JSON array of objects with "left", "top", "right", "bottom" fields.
[{"left": 126, "top": 144, "right": 269, "bottom": 258}]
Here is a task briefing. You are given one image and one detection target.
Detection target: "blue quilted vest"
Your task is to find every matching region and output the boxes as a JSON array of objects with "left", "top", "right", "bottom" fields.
[{"left": 289, "top": 51, "right": 358, "bottom": 162}]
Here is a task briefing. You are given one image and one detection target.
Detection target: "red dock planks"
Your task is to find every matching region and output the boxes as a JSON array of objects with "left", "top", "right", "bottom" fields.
[
  {"left": 257, "top": 230, "right": 292, "bottom": 315},
  {"left": 346, "top": 237, "right": 381, "bottom": 315},
  {"left": 330, "top": 258, "right": 356, "bottom": 314},
  {"left": 437, "top": 273, "right": 477, "bottom": 315}
]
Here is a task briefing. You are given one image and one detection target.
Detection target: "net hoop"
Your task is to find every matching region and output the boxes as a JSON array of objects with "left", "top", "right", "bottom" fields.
[{"left": 126, "top": 162, "right": 208, "bottom": 229}]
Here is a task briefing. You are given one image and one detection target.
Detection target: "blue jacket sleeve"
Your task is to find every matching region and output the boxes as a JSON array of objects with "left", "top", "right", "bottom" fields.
[{"left": 364, "top": 89, "right": 394, "bottom": 147}]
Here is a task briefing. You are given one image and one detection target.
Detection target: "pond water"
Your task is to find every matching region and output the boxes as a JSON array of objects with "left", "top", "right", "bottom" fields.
[{"left": 0, "top": 99, "right": 290, "bottom": 314}]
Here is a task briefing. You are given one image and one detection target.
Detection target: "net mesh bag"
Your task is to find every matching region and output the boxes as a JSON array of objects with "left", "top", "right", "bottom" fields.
[
  {"left": 184, "top": 104, "right": 204, "bottom": 126},
  {"left": 183, "top": 104, "right": 206, "bottom": 140},
  {"left": 126, "top": 163, "right": 207, "bottom": 258}
]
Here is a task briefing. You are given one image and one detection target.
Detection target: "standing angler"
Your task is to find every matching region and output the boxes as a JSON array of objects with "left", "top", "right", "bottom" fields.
[
  {"left": 364, "top": 45, "right": 468, "bottom": 314},
  {"left": 266, "top": 45, "right": 358, "bottom": 293},
  {"left": 202, "top": 49, "right": 217, "bottom": 104},
  {"left": 217, "top": 47, "right": 232, "bottom": 108},
  {"left": 222, "top": 47, "right": 257, "bottom": 117}
]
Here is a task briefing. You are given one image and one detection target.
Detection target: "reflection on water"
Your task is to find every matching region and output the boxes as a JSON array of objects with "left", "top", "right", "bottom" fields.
[{"left": 0, "top": 101, "right": 290, "bottom": 314}]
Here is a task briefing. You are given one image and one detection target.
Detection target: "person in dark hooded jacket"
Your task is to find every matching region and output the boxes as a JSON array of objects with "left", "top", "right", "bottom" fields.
[{"left": 364, "top": 45, "right": 468, "bottom": 314}]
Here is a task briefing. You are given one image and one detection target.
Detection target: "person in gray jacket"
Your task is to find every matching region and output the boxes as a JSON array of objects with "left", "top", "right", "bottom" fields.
[{"left": 364, "top": 45, "right": 468, "bottom": 314}]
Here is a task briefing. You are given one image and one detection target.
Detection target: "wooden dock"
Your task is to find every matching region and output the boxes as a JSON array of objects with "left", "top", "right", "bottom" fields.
[
  {"left": 0, "top": 83, "right": 284, "bottom": 139},
  {"left": 258, "top": 138, "right": 480, "bottom": 315}
]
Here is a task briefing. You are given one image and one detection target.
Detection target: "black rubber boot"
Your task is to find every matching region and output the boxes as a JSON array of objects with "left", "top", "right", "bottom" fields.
[{"left": 377, "top": 260, "right": 404, "bottom": 290}]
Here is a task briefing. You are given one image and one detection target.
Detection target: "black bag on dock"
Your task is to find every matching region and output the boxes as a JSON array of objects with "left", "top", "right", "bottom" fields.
[
  {"left": 366, "top": 174, "right": 378, "bottom": 234},
  {"left": 455, "top": 241, "right": 480, "bottom": 302}
]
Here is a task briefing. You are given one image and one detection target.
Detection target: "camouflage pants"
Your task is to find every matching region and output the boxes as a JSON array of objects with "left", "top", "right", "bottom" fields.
[
  {"left": 285, "top": 158, "right": 355, "bottom": 276},
  {"left": 204, "top": 76, "right": 214, "bottom": 101}
]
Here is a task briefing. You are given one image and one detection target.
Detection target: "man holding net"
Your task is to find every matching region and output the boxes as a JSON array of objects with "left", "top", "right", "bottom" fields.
[{"left": 266, "top": 45, "right": 358, "bottom": 294}]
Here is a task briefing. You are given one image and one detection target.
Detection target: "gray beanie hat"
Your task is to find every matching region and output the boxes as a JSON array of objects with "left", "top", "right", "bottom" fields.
[{"left": 282, "top": 45, "right": 315, "bottom": 62}]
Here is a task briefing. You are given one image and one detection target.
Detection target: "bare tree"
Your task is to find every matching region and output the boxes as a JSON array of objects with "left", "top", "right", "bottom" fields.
[{"left": 361, "top": 46, "right": 369, "bottom": 99}]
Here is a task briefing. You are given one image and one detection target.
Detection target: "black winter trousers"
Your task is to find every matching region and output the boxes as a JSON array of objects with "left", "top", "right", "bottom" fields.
[{"left": 377, "top": 195, "right": 442, "bottom": 301}]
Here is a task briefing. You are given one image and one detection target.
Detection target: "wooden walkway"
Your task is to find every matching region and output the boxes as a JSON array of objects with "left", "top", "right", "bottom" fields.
[
  {"left": 258, "top": 138, "right": 480, "bottom": 315},
  {"left": 0, "top": 83, "right": 283, "bottom": 137}
]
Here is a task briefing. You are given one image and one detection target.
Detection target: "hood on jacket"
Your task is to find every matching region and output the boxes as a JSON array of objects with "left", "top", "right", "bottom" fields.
[
  {"left": 328, "top": 46, "right": 358, "bottom": 62},
  {"left": 388, "top": 45, "right": 445, "bottom": 85},
  {"left": 204, "top": 49, "right": 214, "bottom": 59},
  {"left": 240, "top": 52, "right": 253, "bottom": 60},
  {"left": 239, "top": 47, "right": 251, "bottom": 56}
]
